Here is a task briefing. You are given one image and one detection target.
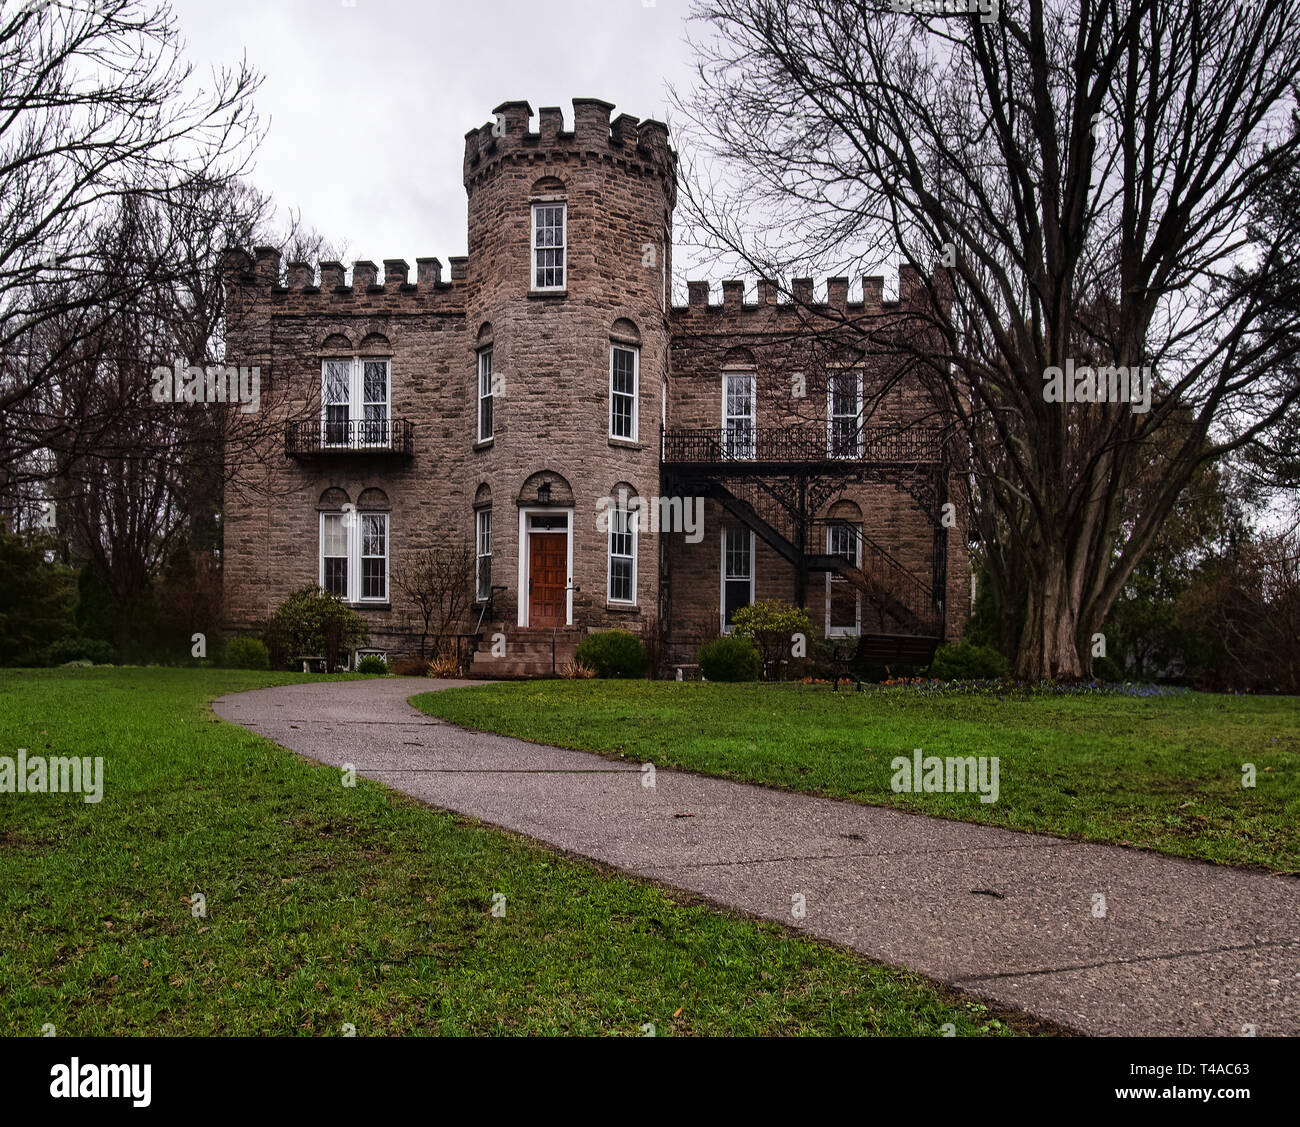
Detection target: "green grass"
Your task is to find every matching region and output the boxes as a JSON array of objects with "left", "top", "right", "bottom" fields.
[
  {"left": 413, "top": 681, "right": 1300, "bottom": 873},
  {"left": 0, "top": 667, "right": 1036, "bottom": 1036}
]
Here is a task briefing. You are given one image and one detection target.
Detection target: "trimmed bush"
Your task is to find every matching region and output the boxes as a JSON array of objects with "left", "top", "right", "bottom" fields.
[
  {"left": 224, "top": 635, "right": 270, "bottom": 670},
  {"left": 928, "top": 640, "right": 1010, "bottom": 681},
  {"left": 42, "top": 636, "right": 116, "bottom": 666},
  {"left": 269, "top": 585, "right": 369, "bottom": 672},
  {"left": 356, "top": 654, "right": 389, "bottom": 675},
  {"left": 575, "top": 629, "right": 646, "bottom": 679},
  {"left": 729, "top": 599, "right": 814, "bottom": 680},
  {"left": 699, "top": 634, "right": 762, "bottom": 682}
]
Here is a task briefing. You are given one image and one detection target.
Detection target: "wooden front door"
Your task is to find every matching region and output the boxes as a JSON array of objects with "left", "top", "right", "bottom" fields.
[{"left": 528, "top": 532, "right": 567, "bottom": 627}]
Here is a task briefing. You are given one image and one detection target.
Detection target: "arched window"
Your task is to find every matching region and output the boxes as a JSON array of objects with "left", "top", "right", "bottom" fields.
[
  {"left": 318, "top": 488, "right": 389, "bottom": 604},
  {"left": 320, "top": 333, "right": 391, "bottom": 449},
  {"left": 531, "top": 178, "right": 567, "bottom": 291},
  {"left": 825, "top": 500, "right": 863, "bottom": 636}
]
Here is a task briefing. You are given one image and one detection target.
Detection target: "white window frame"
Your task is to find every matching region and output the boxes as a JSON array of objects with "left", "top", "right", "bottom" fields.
[
  {"left": 360, "top": 358, "right": 391, "bottom": 446},
  {"left": 607, "top": 495, "right": 637, "bottom": 604},
  {"left": 477, "top": 346, "right": 494, "bottom": 442},
  {"left": 476, "top": 507, "right": 492, "bottom": 601},
  {"left": 609, "top": 344, "right": 639, "bottom": 442},
  {"left": 825, "top": 522, "right": 862, "bottom": 637},
  {"left": 720, "top": 526, "right": 755, "bottom": 633},
  {"left": 319, "top": 510, "right": 389, "bottom": 604},
  {"left": 722, "top": 370, "right": 756, "bottom": 460},
  {"left": 320, "top": 511, "right": 349, "bottom": 599},
  {"left": 827, "top": 369, "right": 863, "bottom": 459},
  {"left": 531, "top": 201, "right": 566, "bottom": 291},
  {"left": 321, "top": 357, "right": 391, "bottom": 448}
]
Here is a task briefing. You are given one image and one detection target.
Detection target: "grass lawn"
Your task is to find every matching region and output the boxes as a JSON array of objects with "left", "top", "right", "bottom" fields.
[
  {"left": 413, "top": 681, "right": 1300, "bottom": 874},
  {"left": 0, "top": 667, "right": 1038, "bottom": 1036}
]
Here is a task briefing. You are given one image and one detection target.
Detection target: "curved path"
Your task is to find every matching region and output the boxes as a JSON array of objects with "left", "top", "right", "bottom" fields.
[{"left": 214, "top": 678, "right": 1300, "bottom": 1036}]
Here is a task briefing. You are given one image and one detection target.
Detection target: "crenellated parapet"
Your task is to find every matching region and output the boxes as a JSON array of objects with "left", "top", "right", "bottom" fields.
[
  {"left": 462, "top": 98, "right": 676, "bottom": 207},
  {"left": 221, "top": 246, "right": 468, "bottom": 312},
  {"left": 671, "top": 266, "right": 952, "bottom": 325}
]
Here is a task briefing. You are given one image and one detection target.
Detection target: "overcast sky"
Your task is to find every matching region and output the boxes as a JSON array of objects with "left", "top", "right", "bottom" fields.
[{"left": 170, "top": 0, "right": 702, "bottom": 271}]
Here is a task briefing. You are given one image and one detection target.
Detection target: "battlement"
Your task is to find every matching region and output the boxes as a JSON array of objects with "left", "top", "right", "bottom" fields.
[
  {"left": 671, "top": 266, "right": 952, "bottom": 320},
  {"left": 463, "top": 98, "right": 676, "bottom": 194},
  {"left": 223, "top": 247, "right": 468, "bottom": 311}
]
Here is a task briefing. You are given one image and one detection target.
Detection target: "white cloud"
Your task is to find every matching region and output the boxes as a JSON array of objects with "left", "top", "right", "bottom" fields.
[{"left": 170, "top": 0, "right": 696, "bottom": 266}]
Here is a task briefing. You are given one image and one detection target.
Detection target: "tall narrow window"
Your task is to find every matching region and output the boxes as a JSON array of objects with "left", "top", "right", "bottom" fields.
[
  {"left": 321, "top": 358, "right": 390, "bottom": 448},
  {"left": 477, "top": 347, "right": 494, "bottom": 442},
  {"left": 362, "top": 361, "right": 389, "bottom": 446},
  {"left": 828, "top": 370, "right": 863, "bottom": 458},
  {"left": 321, "top": 513, "right": 348, "bottom": 597},
  {"left": 610, "top": 345, "right": 639, "bottom": 441},
  {"left": 608, "top": 497, "right": 635, "bottom": 603},
  {"left": 532, "top": 202, "right": 566, "bottom": 290},
  {"left": 722, "top": 371, "right": 756, "bottom": 459},
  {"left": 323, "top": 360, "right": 351, "bottom": 446},
  {"left": 722, "top": 526, "right": 754, "bottom": 630},
  {"left": 319, "top": 510, "right": 388, "bottom": 603},
  {"left": 360, "top": 514, "right": 388, "bottom": 601},
  {"left": 476, "top": 508, "right": 492, "bottom": 600},
  {"left": 826, "top": 522, "right": 861, "bottom": 636}
]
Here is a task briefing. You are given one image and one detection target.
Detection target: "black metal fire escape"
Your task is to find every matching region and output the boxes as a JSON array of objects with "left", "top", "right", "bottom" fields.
[{"left": 661, "top": 423, "right": 950, "bottom": 656}]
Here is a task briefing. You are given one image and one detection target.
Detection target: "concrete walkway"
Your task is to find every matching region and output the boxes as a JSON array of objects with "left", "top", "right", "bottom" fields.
[{"left": 213, "top": 678, "right": 1300, "bottom": 1036}]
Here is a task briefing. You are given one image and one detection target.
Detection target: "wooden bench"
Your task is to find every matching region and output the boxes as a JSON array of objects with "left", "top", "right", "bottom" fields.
[{"left": 832, "top": 634, "right": 941, "bottom": 691}]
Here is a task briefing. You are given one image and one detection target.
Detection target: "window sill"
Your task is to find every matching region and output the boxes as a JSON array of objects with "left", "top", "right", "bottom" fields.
[
  {"left": 347, "top": 602, "right": 391, "bottom": 611},
  {"left": 528, "top": 288, "right": 567, "bottom": 299},
  {"left": 608, "top": 437, "right": 643, "bottom": 451},
  {"left": 606, "top": 602, "right": 639, "bottom": 613},
  {"left": 474, "top": 438, "right": 494, "bottom": 451}
]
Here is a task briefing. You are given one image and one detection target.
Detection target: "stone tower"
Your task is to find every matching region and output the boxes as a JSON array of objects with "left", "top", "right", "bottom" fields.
[{"left": 461, "top": 99, "right": 677, "bottom": 637}]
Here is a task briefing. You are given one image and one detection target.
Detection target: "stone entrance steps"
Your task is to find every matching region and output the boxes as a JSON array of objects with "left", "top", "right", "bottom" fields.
[{"left": 467, "top": 626, "right": 585, "bottom": 679}]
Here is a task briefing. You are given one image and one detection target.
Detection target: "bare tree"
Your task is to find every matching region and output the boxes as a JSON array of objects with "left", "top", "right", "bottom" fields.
[
  {"left": 675, "top": 0, "right": 1300, "bottom": 678},
  {"left": 1179, "top": 524, "right": 1300, "bottom": 693},
  {"left": 392, "top": 538, "right": 476, "bottom": 660},
  {"left": 0, "top": 0, "right": 262, "bottom": 502}
]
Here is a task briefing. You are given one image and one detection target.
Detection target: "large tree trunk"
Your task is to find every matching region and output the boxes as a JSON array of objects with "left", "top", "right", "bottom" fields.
[{"left": 1015, "top": 547, "right": 1086, "bottom": 680}]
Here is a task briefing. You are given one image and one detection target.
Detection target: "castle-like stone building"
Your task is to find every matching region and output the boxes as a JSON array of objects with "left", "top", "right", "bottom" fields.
[{"left": 222, "top": 99, "right": 969, "bottom": 675}]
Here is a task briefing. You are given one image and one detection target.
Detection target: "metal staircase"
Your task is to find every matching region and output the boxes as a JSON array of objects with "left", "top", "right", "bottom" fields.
[{"left": 662, "top": 423, "right": 948, "bottom": 659}]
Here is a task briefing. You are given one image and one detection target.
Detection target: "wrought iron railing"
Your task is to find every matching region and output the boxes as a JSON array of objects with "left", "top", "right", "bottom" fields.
[
  {"left": 662, "top": 424, "right": 943, "bottom": 465},
  {"left": 812, "top": 519, "right": 942, "bottom": 635},
  {"left": 285, "top": 418, "right": 414, "bottom": 456}
]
